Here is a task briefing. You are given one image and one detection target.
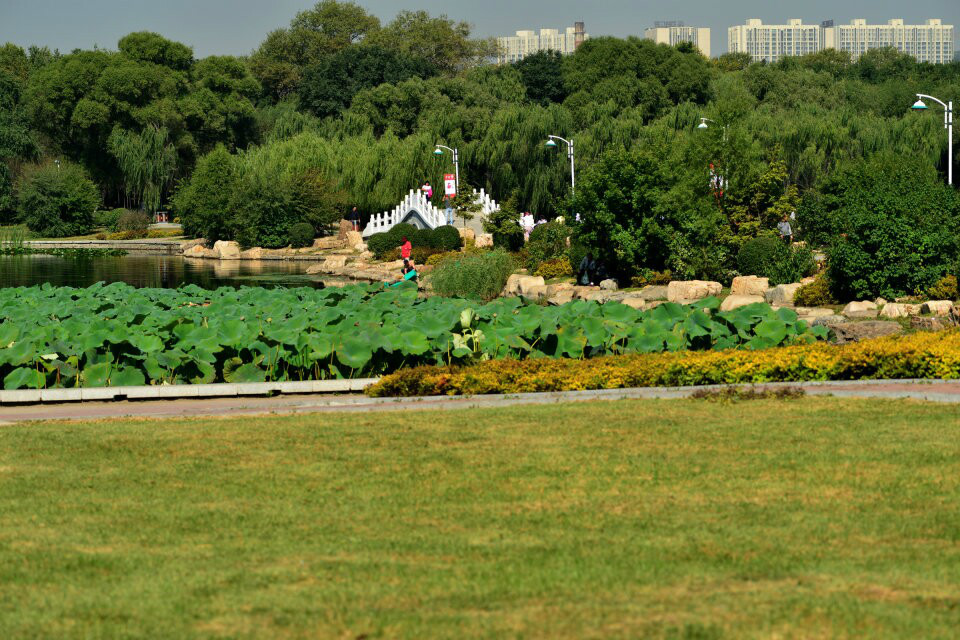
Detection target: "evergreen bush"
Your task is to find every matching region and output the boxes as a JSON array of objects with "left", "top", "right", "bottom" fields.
[
  {"left": 430, "top": 225, "right": 463, "bottom": 252},
  {"left": 429, "top": 249, "right": 515, "bottom": 301},
  {"left": 288, "top": 222, "right": 315, "bottom": 248}
]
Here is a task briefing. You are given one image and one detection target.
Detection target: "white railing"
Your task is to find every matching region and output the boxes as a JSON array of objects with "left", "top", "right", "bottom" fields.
[{"left": 362, "top": 189, "right": 499, "bottom": 237}]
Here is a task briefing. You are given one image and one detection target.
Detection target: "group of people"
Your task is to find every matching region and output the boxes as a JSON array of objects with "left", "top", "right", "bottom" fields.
[{"left": 520, "top": 212, "right": 548, "bottom": 242}]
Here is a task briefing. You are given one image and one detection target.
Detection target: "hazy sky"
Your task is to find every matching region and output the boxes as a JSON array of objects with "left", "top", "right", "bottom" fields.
[{"left": 2, "top": 0, "right": 958, "bottom": 57}]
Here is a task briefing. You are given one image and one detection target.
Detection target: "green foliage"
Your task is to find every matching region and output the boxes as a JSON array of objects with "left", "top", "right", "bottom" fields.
[
  {"left": 826, "top": 156, "right": 960, "bottom": 300},
  {"left": 116, "top": 210, "right": 151, "bottom": 233},
  {"left": 429, "top": 249, "right": 515, "bottom": 301},
  {"left": 299, "top": 45, "right": 436, "bottom": 118},
  {"left": 534, "top": 257, "right": 573, "bottom": 279},
  {"left": 526, "top": 220, "right": 570, "bottom": 271},
  {"left": 737, "top": 236, "right": 782, "bottom": 277},
  {"left": 366, "top": 233, "right": 399, "bottom": 260},
  {"left": 514, "top": 50, "right": 567, "bottom": 105},
  {"left": 108, "top": 125, "right": 178, "bottom": 212},
  {"left": 927, "top": 275, "right": 959, "bottom": 301},
  {"left": 430, "top": 225, "right": 462, "bottom": 251},
  {"left": 170, "top": 145, "right": 237, "bottom": 241},
  {"left": 16, "top": 162, "right": 100, "bottom": 237},
  {"left": 93, "top": 208, "right": 126, "bottom": 231},
  {"left": 737, "top": 236, "right": 815, "bottom": 286},
  {"left": 288, "top": 222, "right": 315, "bottom": 248},
  {"left": 367, "top": 10, "right": 496, "bottom": 73},
  {"left": 118, "top": 31, "right": 193, "bottom": 70},
  {"left": 794, "top": 274, "right": 836, "bottom": 307}
]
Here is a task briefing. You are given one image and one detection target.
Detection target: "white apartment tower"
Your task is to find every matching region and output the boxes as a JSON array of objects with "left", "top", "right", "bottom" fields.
[
  {"left": 728, "top": 19, "right": 824, "bottom": 63},
  {"left": 644, "top": 22, "right": 711, "bottom": 57},
  {"left": 497, "top": 23, "right": 588, "bottom": 64},
  {"left": 830, "top": 19, "right": 954, "bottom": 64}
]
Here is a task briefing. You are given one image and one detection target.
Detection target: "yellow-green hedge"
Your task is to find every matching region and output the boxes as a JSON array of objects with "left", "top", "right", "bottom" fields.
[{"left": 366, "top": 330, "right": 960, "bottom": 397}]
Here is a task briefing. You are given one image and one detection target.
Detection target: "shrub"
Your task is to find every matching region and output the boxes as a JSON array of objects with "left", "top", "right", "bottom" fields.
[
  {"left": 367, "top": 233, "right": 399, "bottom": 260},
  {"left": 426, "top": 251, "right": 458, "bottom": 266},
  {"left": 367, "top": 330, "right": 960, "bottom": 397},
  {"left": 928, "top": 275, "right": 959, "bottom": 301},
  {"left": 737, "top": 236, "right": 781, "bottom": 278},
  {"left": 94, "top": 208, "right": 126, "bottom": 231},
  {"left": 410, "top": 246, "right": 442, "bottom": 264},
  {"left": 631, "top": 269, "right": 673, "bottom": 288},
  {"left": 794, "top": 274, "right": 836, "bottom": 306},
  {"left": 146, "top": 229, "right": 182, "bottom": 239},
  {"left": 535, "top": 257, "right": 573, "bottom": 279},
  {"left": 430, "top": 225, "right": 463, "bottom": 251},
  {"left": 116, "top": 210, "right": 151, "bottom": 233},
  {"left": 738, "top": 237, "right": 815, "bottom": 286},
  {"left": 826, "top": 155, "right": 960, "bottom": 300},
  {"left": 429, "top": 249, "right": 515, "bottom": 301},
  {"left": 107, "top": 230, "right": 147, "bottom": 240},
  {"left": 288, "top": 222, "right": 315, "bottom": 248},
  {"left": 170, "top": 145, "right": 238, "bottom": 242},
  {"left": 526, "top": 220, "right": 570, "bottom": 271},
  {"left": 16, "top": 161, "right": 100, "bottom": 237}
]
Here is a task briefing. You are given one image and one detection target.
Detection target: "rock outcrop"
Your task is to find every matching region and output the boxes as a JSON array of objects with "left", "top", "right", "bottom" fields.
[
  {"left": 730, "top": 276, "right": 769, "bottom": 297},
  {"left": 667, "top": 280, "right": 722, "bottom": 303}
]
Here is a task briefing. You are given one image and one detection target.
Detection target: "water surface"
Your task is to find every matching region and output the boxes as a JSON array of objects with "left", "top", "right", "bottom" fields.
[{"left": 0, "top": 255, "right": 339, "bottom": 289}]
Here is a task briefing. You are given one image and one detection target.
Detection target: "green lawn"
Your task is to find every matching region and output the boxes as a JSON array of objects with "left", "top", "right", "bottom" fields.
[{"left": 1, "top": 398, "right": 959, "bottom": 638}]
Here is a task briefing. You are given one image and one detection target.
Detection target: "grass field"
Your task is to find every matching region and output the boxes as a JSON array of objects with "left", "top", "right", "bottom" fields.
[{"left": 1, "top": 397, "right": 959, "bottom": 638}]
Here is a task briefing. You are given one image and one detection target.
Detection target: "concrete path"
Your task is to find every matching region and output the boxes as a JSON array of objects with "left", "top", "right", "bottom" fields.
[{"left": 3, "top": 379, "right": 960, "bottom": 423}]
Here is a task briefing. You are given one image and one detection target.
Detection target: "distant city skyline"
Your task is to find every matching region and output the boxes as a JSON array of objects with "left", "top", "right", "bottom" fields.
[{"left": 1, "top": 0, "right": 957, "bottom": 58}]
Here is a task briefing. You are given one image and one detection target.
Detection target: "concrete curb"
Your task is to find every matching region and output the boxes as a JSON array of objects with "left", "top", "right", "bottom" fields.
[{"left": 0, "top": 379, "right": 380, "bottom": 405}]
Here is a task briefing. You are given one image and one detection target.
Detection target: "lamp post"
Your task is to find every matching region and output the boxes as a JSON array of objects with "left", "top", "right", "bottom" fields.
[
  {"left": 697, "top": 117, "right": 728, "bottom": 141},
  {"left": 433, "top": 144, "right": 459, "bottom": 192},
  {"left": 911, "top": 94, "right": 953, "bottom": 186},
  {"left": 545, "top": 135, "right": 575, "bottom": 194}
]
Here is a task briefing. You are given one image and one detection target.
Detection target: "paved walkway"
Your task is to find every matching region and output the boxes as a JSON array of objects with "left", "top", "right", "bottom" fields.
[{"left": 3, "top": 380, "right": 960, "bottom": 424}]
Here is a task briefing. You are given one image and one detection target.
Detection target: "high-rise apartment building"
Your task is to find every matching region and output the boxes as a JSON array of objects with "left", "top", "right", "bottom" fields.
[
  {"left": 728, "top": 17, "right": 954, "bottom": 64},
  {"left": 644, "top": 22, "right": 711, "bottom": 57},
  {"left": 728, "top": 19, "right": 824, "bottom": 63},
  {"left": 496, "top": 23, "right": 588, "bottom": 64},
  {"left": 829, "top": 19, "right": 954, "bottom": 64}
]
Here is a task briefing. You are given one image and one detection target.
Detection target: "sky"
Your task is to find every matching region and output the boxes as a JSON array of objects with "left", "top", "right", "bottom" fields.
[{"left": 1, "top": 0, "right": 958, "bottom": 58}]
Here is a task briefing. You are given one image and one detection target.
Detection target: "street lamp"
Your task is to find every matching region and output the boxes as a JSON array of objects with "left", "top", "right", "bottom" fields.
[
  {"left": 433, "top": 144, "right": 459, "bottom": 192},
  {"left": 911, "top": 94, "right": 953, "bottom": 185},
  {"left": 697, "top": 117, "right": 728, "bottom": 141},
  {"left": 545, "top": 135, "right": 575, "bottom": 194}
]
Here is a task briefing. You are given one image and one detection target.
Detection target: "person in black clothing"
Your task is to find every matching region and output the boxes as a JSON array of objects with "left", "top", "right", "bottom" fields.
[
  {"left": 349, "top": 206, "right": 361, "bottom": 232},
  {"left": 578, "top": 252, "right": 596, "bottom": 286}
]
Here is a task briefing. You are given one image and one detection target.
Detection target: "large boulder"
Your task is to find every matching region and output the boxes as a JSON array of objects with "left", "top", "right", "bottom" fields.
[
  {"left": 312, "top": 237, "right": 342, "bottom": 250},
  {"left": 667, "top": 280, "right": 722, "bottom": 303},
  {"left": 337, "top": 219, "right": 353, "bottom": 240},
  {"left": 921, "top": 300, "right": 954, "bottom": 316},
  {"left": 213, "top": 240, "right": 241, "bottom": 260},
  {"left": 345, "top": 231, "right": 365, "bottom": 251},
  {"left": 458, "top": 227, "right": 476, "bottom": 243},
  {"left": 518, "top": 276, "right": 546, "bottom": 297},
  {"left": 879, "top": 303, "right": 920, "bottom": 319},
  {"left": 475, "top": 233, "right": 494, "bottom": 248},
  {"left": 599, "top": 279, "right": 618, "bottom": 291},
  {"left": 794, "top": 307, "right": 835, "bottom": 319},
  {"left": 547, "top": 289, "right": 575, "bottom": 306},
  {"left": 831, "top": 321, "right": 903, "bottom": 344},
  {"left": 525, "top": 284, "right": 548, "bottom": 300},
  {"left": 639, "top": 285, "right": 668, "bottom": 301},
  {"left": 572, "top": 286, "right": 600, "bottom": 300},
  {"left": 504, "top": 274, "right": 523, "bottom": 296},
  {"left": 842, "top": 301, "right": 879, "bottom": 319},
  {"left": 730, "top": 276, "right": 769, "bottom": 297},
  {"left": 620, "top": 296, "right": 647, "bottom": 310},
  {"left": 720, "top": 295, "right": 765, "bottom": 311},
  {"left": 183, "top": 243, "right": 217, "bottom": 259},
  {"left": 240, "top": 247, "right": 264, "bottom": 260},
  {"left": 764, "top": 283, "right": 802, "bottom": 305}
]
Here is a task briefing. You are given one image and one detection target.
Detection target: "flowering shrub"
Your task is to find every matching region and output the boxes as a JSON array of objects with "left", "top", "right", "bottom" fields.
[
  {"left": 534, "top": 257, "right": 573, "bottom": 279},
  {"left": 367, "top": 331, "right": 960, "bottom": 396}
]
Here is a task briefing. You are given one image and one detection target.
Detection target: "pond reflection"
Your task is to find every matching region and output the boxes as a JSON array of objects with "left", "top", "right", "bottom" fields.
[{"left": 0, "top": 255, "right": 329, "bottom": 289}]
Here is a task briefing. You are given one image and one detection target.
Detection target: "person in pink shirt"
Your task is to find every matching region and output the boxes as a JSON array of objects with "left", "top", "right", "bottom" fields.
[
  {"left": 421, "top": 181, "right": 433, "bottom": 199},
  {"left": 400, "top": 236, "right": 412, "bottom": 260}
]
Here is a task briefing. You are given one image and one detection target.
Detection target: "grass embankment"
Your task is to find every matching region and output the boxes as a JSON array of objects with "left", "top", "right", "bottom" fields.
[{"left": 1, "top": 398, "right": 959, "bottom": 638}]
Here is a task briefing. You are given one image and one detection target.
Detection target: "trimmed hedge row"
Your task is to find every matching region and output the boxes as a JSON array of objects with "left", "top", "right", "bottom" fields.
[{"left": 366, "top": 330, "right": 960, "bottom": 396}]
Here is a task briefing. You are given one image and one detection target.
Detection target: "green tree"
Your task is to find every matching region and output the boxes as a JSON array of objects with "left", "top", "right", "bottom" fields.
[
  {"left": 170, "top": 145, "right": 238, "bottom": 241},
  {"left": 108, "top": 125, "right": 178, "bottom": 212},
  {"left": 16, "top": 161, "right": 100, "bottom": 237},
  {"left": 249, "top": 0, "right": 381, "bottom": 100},
  {"left": 514, "top": 50, "right": 567, "bottom": 105},
  {"left": 118, "top": 31, "right": 193, "bottom": 70},
  {"left": 299, "top": 45, "right": 436, "bottom": 118},
  {"left": 368, "top": 10, "right": 496, "bottom": 73}
]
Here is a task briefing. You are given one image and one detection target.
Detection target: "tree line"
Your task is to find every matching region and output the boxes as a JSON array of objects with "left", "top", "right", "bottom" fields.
[{"left": 2, "top": 1, "right": 960, "bottom": 297}]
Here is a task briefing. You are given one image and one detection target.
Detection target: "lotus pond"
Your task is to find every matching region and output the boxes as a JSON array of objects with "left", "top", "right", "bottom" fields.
[{"left": 0, "top": 282, "right": 828, "bottom": 389}]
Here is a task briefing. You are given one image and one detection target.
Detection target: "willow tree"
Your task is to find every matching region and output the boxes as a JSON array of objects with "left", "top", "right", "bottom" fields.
[{"left": 108, "top": 125, "right": 177, "bottom": 212}]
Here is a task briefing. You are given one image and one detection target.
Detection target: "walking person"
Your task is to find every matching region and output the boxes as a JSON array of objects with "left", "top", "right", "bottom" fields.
[
  {"left": 778, "top": 214, "right": 793, "bottom": 245},
  {"left": 421, "top": 180, "right": 433, "bottom": 200},
  {"left": 443, "top": 193, "right": 455, "bottom": 226},
  {"left": 348, "top": 206, "right": 361, "bottom": 232}
]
